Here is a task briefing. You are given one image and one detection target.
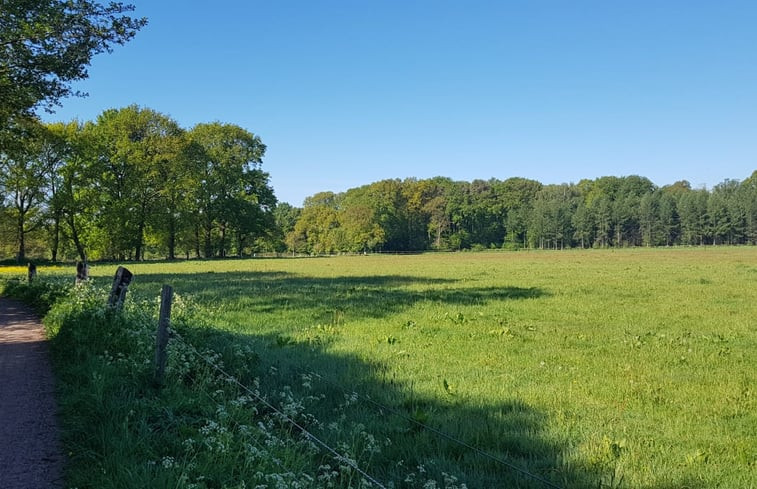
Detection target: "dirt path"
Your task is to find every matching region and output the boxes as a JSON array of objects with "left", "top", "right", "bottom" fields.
[{"left": 0, "top": 297, "right": 64, "bottom": 489}]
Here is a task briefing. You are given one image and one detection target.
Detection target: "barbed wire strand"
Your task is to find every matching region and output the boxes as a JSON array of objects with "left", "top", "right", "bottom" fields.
[
  {"left": 299, "top": 368, "right": 565, "bottom": 489},
  {"left": 190, "top": 376, "right": 293, "bottom": 474},
  {"left": 169, "top": 331, "right": 388, "bottom": 489}
]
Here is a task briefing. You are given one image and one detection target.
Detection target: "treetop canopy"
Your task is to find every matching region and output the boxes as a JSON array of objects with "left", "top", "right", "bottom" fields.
[{"left": 0, "top": 0, "right": 147, "bottom": 126}]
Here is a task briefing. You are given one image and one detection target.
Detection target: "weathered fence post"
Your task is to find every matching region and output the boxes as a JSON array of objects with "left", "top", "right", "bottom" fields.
[
  {"left": 154, "top": 284, "right": 173, "bottom": 387},
  {"left": 108, "top": 266, "right": 133, "bottom": 309},
  {"left": 27, "top": 263, "right": 37, "bottom": 283},
  {"left": 75, "top": 261, "right": 89, "bottom": 284}
]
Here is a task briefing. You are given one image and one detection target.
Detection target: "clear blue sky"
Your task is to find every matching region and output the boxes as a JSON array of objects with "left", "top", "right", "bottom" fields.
[{"left": 42, "top": 1, "right": 757, "bottom": 206}]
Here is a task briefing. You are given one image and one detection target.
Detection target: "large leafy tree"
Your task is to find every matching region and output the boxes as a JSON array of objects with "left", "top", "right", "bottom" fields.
[
  {"left": 499, "top": 177, "right": 541, "bottom": 248},
  {"left": 740, "top": 171, "right": 757, "bottom": 244},
  {"left": 468, "top": 179, "right": 507, "bottom": 247},
  {"left": 286, "top": 192, "right": 340, "bottom": 254},
  {"left": 0, "top": 0, "right": 146, "bottom": 128},
  {"left": 88, "top": 105, "right": 184, "bottom": 260},
  {"left": 638, "top": 191, "right": 660, "bottom": 247},
  {"left": 189, "top": 122, "right": 272, "bottom": 257},
  {"left": 529, "top": 184, "right": 577, "bottom": 249},
  {"left": 339, "top": 186, "right": 387, "bottom": 252},
  {"left": 39, "top": 121, "right": 73, "bottom": 261},
  {"left": 367, "top": 179, "right": 411, "bottom": 251},
  {"left": 571, "top": 200, "right": 593, "bottom": 248},
  {"left": 23, "top": 120, "right": 89, "bottom": 262},
  {"left": 227, "top": 168, "right": 277, "bottom": 256},
  {"left": 52, "top": 121, "right": 99, "bottom": 262},
  {"left": 0, "top": 118, "right": 49, "bottom": 261},
  {"left": 270, "top": 202, "right": 301, "bottom": 252},
  {"left": 613, "top": 176, "right": 656, "bottom": 246},
  {"left": 678, "top": 188, "right": 710, "bottom": 245},
  {"left": 708, "top": 179, "right": 744, "bottom": 245},
  {"left": 151, "top": 136, "right": 200, "bottom": 260}
]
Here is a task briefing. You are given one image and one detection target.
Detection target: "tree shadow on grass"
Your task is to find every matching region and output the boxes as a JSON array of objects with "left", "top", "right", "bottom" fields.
[
  {"left": 130, "top": 270, "right": 547, "bottom": 323},
  {"left": 131, "top": 272, "right": 575, "bottom": 486},
  {"left": 65, "top": 265, "right": 713, "bottom": 489},
  {"left": 183, "top": 326, "right": 597, "bottom": 489},
  {"left": 125, "top": 270, "right": 711, "bottom": 488},
  {"left": 184, "top": 325, "right": 716, "bottom": 489}
]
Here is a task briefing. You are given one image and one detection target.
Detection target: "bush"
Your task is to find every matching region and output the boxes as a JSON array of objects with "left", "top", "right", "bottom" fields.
[{"left": 0, "top": 276, "right": 71, "bottom": 314}]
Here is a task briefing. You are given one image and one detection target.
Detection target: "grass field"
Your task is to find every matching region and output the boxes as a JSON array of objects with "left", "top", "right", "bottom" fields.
[{"left": 3, "top": 248, "right": 756, "bottom": 488}]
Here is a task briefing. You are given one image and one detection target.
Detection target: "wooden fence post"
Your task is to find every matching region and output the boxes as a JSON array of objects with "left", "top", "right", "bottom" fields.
[
  {"left": 75, "top": 261, "right": 89, "bottom": 284},
  {"left": 154, "top": 284, "right": 173, "bottom": 387},
  {"left": 108, "top": 266, "right": 133, "bottom": 309},
  {"left": 27, "top": 263, "right": 37, "bottom": 283}
]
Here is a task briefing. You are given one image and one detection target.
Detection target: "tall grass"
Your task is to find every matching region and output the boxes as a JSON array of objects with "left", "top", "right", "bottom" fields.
[{"left": 2, "top": 247, "right": 755, "bottom": 488}]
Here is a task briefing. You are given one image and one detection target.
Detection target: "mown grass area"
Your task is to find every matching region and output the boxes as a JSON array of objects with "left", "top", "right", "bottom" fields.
[{"left": 2, "top": 248, "right": 755, "bottom": 488}]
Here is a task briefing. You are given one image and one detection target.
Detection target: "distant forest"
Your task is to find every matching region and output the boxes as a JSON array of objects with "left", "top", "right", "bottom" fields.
[
  {"left": 1, "top": 106, "right": 756, "bottom": 261},
  {"left": 280, "top": 173, "right": 757, "bottom": 253}
]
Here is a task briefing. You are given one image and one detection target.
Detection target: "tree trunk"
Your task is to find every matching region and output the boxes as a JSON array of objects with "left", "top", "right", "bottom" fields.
[
  {"left": 194, "top": 223, "right": 201, "bottom": 258},
  {"left": 203, "top": 220, "right": 213, "bottom": 258},
  {"left": 67, "top": 214, "right": 87, "bottom": 263},
  {"left": 51, "top": 213, "right": 61, "bottom": 262},
  {"left": 219, "top": 221, "right": 226, "bottom": 257},
  {"left": 236, "top": 232, "right": 244, "bottom": 258},
  {"left": 135, "top": 202, "right": 147, "bottom": 261},
  {"left": 135, "top": 228, "right": 144, "bottom": 261},
  {"left": 16, "top": 212, "right": 25, "bottom": 263},
  {"left": 167, "top": 216, "right": 176, "bottom": 260}
]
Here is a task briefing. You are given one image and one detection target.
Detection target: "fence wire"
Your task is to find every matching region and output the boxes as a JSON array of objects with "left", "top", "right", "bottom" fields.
[
  {"left": 301, "top": 369, "right": 565, "bottom": 489},
  {"left": 165, "top": 326, "right": 565, "bottom": 489},
  {"left": 169, "top": 330, "right": 387, "bottom": 489}
]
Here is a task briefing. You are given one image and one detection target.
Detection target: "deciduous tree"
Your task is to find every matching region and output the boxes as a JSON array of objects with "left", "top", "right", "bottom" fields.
[
  {"left": 0, "top": 119, "right": 48, "bottom": 261},
  {"left": 189, "top": 122, "right": 271, "bottom": 257},
  {"left": 89, "top": 105, "right": 184, "bottom": 260},
  {"left": 0, "top": 0, "right": 146, "bottom": 128}
]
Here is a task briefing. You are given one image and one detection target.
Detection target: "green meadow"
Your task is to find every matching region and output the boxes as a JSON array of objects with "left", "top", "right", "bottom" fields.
[{"left": 4, "top": 248, "right": 755, "bottom": 488}]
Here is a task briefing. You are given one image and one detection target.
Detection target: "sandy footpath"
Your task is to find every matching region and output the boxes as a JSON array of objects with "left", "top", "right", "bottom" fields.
[{"left": 0, "top": 297, "right": 64, "bottom": 488}]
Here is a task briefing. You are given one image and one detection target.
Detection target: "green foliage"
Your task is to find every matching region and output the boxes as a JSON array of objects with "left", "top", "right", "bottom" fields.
[
  {"left": 271, "top": 203, "right": 302, "bottom": 252},
  {"left": 189, "top": 122, "right": 275, "bottom": 258},
  {"left": 0, "top": 108, "right": 279, "bottom": 262},
  {"left": 87, "top": 105, "right": 187, "bottom": 260},
  {"left": 0, "top": 0, "right": 146, "bottom": 125},
  {"left": 0, "top": 275, "right": 70, "bottom": 314},
  {"left": 43, "top": 286, "right": 302, "bottom": 487},
  {"left": 4, "top": 122, "right": 756, "bottom": 261},
  {"left": 0, "top": 118, "right": 56, "bottom": 261},
  {"left": 286, "top": 173, "right": 757, "bottom": 254}
]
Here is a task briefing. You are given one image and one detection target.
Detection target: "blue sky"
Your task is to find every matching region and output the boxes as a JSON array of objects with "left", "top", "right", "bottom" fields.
[{"left": 42, "top": 1, "right": 757, "bottom": 206}]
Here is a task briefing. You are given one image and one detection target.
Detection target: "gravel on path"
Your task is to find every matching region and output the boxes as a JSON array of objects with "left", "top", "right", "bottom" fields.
[{"left": 0, "top": 297, "right": 64, "bottom": 489}]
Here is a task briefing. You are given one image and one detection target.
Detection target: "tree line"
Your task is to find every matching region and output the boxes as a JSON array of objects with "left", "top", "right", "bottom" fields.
[
  {"left": 0, "top": 105, "right": 276, "bottom": 262},
  {"left": 3, "top": 110, "right": 756, "bottom": 262},
  {"left": 281, "top": 173, "right": 757, "bottom": 254}
]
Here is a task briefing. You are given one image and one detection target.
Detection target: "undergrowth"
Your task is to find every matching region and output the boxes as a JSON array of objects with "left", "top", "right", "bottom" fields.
[{"left": 0, "top": 275, "right": 71, "bottom": 314}]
